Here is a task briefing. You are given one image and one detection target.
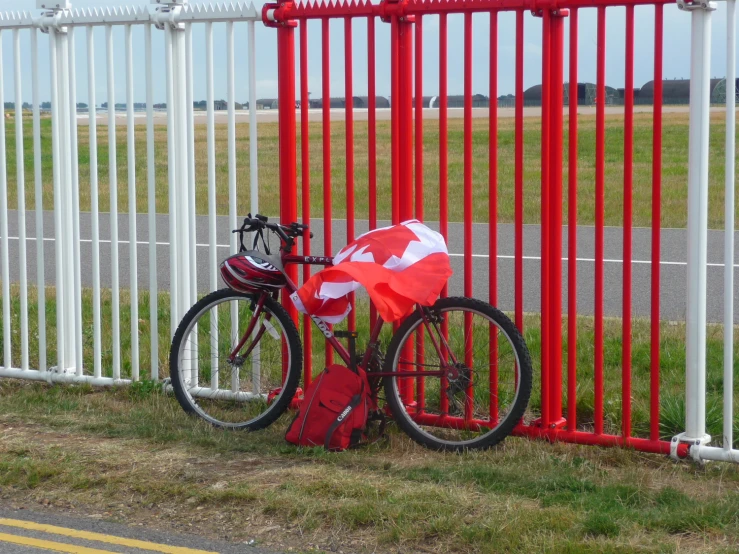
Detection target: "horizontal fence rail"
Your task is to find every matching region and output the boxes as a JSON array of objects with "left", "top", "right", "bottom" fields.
[{"left": 0, "top": 0, "right": 737, "bottom": 463}]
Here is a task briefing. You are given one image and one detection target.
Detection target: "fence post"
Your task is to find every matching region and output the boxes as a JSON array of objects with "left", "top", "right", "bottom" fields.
[
  {"left": 267, "top": 1, "right": 299, "bottom": 326},
  {"left": 152, "top": 0, "right": 193, "bottom": 342},
  {"left": 673, "top": 0, "right": 715, "bottom": 460},
  {"left": 39, "top": 0, "right": 78, "bottom": 375}
]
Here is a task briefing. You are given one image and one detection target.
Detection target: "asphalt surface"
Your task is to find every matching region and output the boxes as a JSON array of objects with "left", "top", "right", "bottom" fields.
[
  {"left": 2, "top": 209, "right": 738, "bottom": 323},
  {"left": 0, "top": 508, "right": 279, "bottom": 553}
]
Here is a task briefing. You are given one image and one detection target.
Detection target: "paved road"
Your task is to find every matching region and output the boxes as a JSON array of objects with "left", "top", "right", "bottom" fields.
[
  {"left": 0, "top": 508, "right": 279, "bottom": 554},
  {"left": 2, "top": 210, "right": 738, "bottom": 323}
]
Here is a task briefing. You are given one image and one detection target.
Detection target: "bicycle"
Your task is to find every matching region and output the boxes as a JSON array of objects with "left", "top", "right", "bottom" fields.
[{"left": 169, "top": 214, "right": 533, "bottom": 451}]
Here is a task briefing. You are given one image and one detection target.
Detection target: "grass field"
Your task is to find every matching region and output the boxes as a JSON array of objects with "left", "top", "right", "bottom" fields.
[
  {"left": 2, "top": 284, "right": 737, "bottom": 447},
  {"left": 2, "top": 111, "right": 736, "bottom": 228},
  {"left": 1, "top": 379, "right": 739, "bottom": 553}
]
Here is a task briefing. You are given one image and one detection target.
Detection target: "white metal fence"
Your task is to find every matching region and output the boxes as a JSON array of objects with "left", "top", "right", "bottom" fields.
[{"left": 0, "top": 0, "right": 260, "bottom": 385}]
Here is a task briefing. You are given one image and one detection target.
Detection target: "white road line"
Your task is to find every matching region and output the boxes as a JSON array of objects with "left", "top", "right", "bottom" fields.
[{"left": 2, "top": 235, "right": 738, "bottom": 268}]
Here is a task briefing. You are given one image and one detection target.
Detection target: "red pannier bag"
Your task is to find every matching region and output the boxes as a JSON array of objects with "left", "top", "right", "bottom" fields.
[{"left": 285, "top": 364, "right": 371, "bottom": 451}]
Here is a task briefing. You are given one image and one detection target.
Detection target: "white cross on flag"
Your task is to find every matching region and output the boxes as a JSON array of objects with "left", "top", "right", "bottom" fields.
[{"left": 291, "top": 220, "right": 453, "bottom": 323}]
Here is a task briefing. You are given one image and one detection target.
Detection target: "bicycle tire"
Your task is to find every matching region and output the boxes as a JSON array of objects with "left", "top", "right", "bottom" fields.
[
  {"left": 169, "top": 288, "right": 302, "bottom": 430},
  {"left": 383, "top": 296, "right": 533, "bottom": 451}
]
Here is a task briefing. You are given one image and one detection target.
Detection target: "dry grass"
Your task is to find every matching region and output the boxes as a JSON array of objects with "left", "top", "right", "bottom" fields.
[
  {"left": 2, "top": 111, "right": 736, "bottom": 228},
  {"left": 1, "top": 380, "right": 739, "bottom": 553}
]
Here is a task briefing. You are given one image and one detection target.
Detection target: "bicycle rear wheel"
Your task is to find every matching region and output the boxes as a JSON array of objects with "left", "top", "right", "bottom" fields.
[
  {"left": 383, "top": 297, "right": 532, "bottom": 451},
  {"left": 169, "top": 289, "right": 302, "bottom": 430}
]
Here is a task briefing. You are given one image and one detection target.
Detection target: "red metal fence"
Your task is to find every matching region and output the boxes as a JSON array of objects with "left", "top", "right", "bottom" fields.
[{"left": 264, "top": 0, "right": 690, "bottom": 458}]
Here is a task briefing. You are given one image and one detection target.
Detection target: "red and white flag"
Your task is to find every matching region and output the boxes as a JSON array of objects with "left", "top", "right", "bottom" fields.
[{"left": 291, "top": 220, "right": 453, "bottom": 323}]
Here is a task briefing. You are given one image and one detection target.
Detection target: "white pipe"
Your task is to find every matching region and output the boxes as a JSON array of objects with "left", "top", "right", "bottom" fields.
[
  {"left": 174, "top": 27, "right": 191, "bottom": 360},
  {"left": 227, "top": 21, "right": 239, "bottom": 393},
  {"left": 205, "top": 21, "right": 219, "bottom": 391},
  {"left": 248, "top": 20, "right": 258, "bottom": 215},
  {"left": 106, "top": 24, "right": 121, "bottom": 380},
  {"left": 723, "top": 0, "right": 736, "bottom": 452},
  {"left": 185, "top": 23, "right": 198, "bottom": 386},
  {"left": 145, "top": 23, "right": 158, "bottom": 380},
  {"left": 58, "top": 31, "right": 75, "bottom": 371},
  {"left": 183, "top": 387, "right": 267, "bottom": 402},
  {"left": 0, "top": 30, "right": 11, "bottom": 370},
  {"left": 0, "top": 367, "right": 131, "bottom": 386},
  {"left": 247, "top": 20, "right": 260, "bottom": 394},
  {"left": 48, "top": 29, "right": 66, "bottom": 372},
  {"left": 125, "top": 24, "right": 139, "bottom": 381},
  {"left": 694, "top": 445, "right": 739, "bottom": 463},
  {"left": 31, "top": 29, "right": 47, "bottom": 374},
  {"left": 185, "top": 23, "right": 197, "bottom": 310},
  {"left": 87, "top": 26, "right": 102, "bottom": 379},
  {"left": 67, "top": 29, "right": 84, "bottom": 376},
  {"left": 685, "top": 7, "right": 712, "bottom": 441},
  {"left": 164, "top": 25, "right": 178, "bottom": 338},
  {"left": 13, "top": 30, "right": 29, "bottom": 371}
]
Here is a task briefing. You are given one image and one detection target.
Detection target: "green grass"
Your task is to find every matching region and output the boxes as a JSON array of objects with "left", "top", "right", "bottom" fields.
[
  {"left": 2, "top": 111, "right": 737, "bottom": 228},
  {"left": 2, "top": 284, "right": 738, "bottom": 446},
  {"left": 1, "top": 377, "right": 739, "bottom": 553}
]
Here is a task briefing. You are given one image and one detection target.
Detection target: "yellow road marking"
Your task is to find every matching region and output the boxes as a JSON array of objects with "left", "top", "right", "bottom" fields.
[
  {"left": 0, "top": 519, "right": 219, "bottom": 554},
  {"left": 0, "top": 531, "right": 119, "bottom": 553}
]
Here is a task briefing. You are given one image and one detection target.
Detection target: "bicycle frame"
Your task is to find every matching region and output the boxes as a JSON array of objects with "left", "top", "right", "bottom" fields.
[{"left": 229, "top": 250, "right": 451, "bottom": 379}]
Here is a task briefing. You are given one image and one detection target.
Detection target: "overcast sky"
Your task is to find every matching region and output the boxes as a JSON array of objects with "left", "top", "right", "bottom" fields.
[{"left": 0, "top": 0, "right": 735, "bottom": 105}]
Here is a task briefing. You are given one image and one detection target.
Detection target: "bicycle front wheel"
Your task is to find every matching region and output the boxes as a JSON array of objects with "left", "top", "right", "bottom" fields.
[
  {"left": 169, "top": 289, "right": 302, "bottom": 430},
  {"left": 383, "top": 297, "right": 532, "bottom": 451}
]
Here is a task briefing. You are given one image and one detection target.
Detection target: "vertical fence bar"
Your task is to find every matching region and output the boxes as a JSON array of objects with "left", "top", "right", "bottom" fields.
[
  {"left": 463, "top": 11, "right": 474, "bottom": 423},
  {"left": 439, "top": 13, "right": 448, "bottom": 299},
  {"left": 514, "top": 10, "right": 524, "bottom": 332},
  {"left": 414, "top": 15, "right": 423, "bottom": 220},
  {"left": 125, "top": 24, "right": 139, "bottom": 381},
  {"left": 173, "top": 25, "right": 193, "bottom": 385},
  {"left": 145, "top": 23, "right": 158, "bottom": 379},
  {"left": 322, "top": 17, "right": 333, "bottom": 365},
  {"left": 13, "top": 30, "right": 28, "bottom": 371},
  {"left": 567, "top": 8, "right": 578, "bottom": 432},
  {"left": 650, "top": 6, "right": 664, "bottom": 442},
  {"left": 185, "top": 23, "right": 197, "bottom": 315},
  {"left": 489, "top": 10, "right": 499, "bottom": 421},
  {"left": 549, "top": 12, "right": 564, "bottom": 424},
  {"left": 165, "top": 25, "right": 178, "bottom": 339},
  {"left": 277, "top": 14, "right": 298, "bottom": 327},
  {"left": 684, "top": 5, "right": 713, "bottom": 442},
  {"left": 415, "top": 13, "right": 425, "bottom": 410},
  {"left": 540, "top": 10, "right": 552, "bottom": 427},
  {"left": 206, "top": 21, "right": 218, "bottom": 389},
  {"left": 463, "top": 12, "right": 473, "bottom": 304},
  {"left": 299, "top": 19, "right": 312, "bottom": 387},
  {"left": 49, "top": 29, "right": 65, "bottom": 371},
  {"left": 67, "top": 30, "right": 83, "bottom": 376},
  {"left": 32, "top": 29, "right": 47, "bottom": 374},
  {"left": 594, "top": 6, "right": 606, "bottom": 435},
  {"left": 390, "top": 16, "right": 400, "bottom": 225},
  {"left": 622, "top": 5, "right": 635, "bottom": 439},
  {"left": 0, "top": 30, "right": 10, "bottom": 370},
  {"left": 106, "top": 25, "right": 121, "bottom": 379},
  {"left": 439, "top": 12, "right": 449, "bottom": 414},
  {"left": 227, "top": 21, "right": 238, "bottom": 385},
  {"left": 723, "top": 0, "right": 736, "bottom": 452},
  {"left": 88, "top": 27, "right": 101, "bottom": 378},
  {"left": 60, "top": 29, "right": 75, "bottom": 372},
  {"left": 248, "top": 20, "right": 258, "bottom": 217},
  {"left": 397, "top": 16, "right": 414, "bottom": 404},
  {"left": 368, "top": 16, "right": 378, "bottom": 328},
  {"left": 344, "top": 16, "right": 356, "bottom": 331}
]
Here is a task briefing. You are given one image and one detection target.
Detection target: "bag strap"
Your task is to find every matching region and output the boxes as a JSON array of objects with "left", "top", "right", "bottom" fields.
[{"left": 324, "top": 387, "right": 364, "bottom": 450}]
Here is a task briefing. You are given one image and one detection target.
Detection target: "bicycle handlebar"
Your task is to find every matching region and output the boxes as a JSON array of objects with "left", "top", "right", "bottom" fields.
[{"left": 232, "top": 213, "right": 313, "bottom": 253}]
